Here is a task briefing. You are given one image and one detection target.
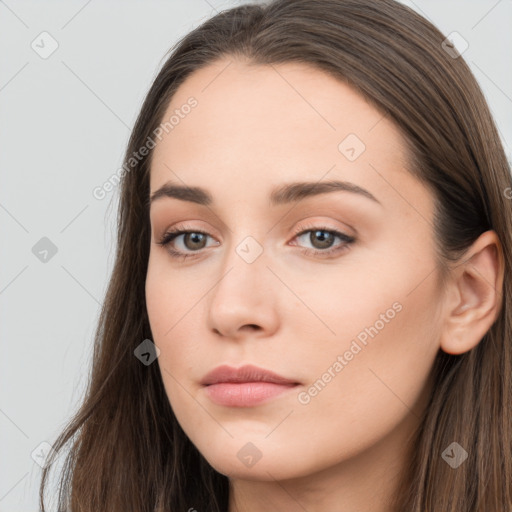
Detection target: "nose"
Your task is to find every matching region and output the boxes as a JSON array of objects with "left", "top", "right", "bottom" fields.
[{"left": 206, "top": 240, "right": 280, "bottom": 340}]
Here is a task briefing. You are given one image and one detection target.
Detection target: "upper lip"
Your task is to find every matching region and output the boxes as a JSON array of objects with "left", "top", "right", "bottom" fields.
[{"left": 200, "top": 364, "right": 300, "bottom": 386}]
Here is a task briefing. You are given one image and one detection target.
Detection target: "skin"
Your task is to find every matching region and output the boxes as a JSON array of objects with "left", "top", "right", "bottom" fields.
[{"left": 145, "top": 58, "right": 503, "bottom": 512}]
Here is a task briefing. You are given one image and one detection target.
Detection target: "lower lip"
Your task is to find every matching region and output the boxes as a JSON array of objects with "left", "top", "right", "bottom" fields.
[{"left": 203, "top": 382, "right": 299, "bottom": 407}]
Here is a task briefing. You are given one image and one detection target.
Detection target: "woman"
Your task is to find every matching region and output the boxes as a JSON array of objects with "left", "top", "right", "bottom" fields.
[{"left": 39, "top": 0, "right": 512, "bottom": 510}]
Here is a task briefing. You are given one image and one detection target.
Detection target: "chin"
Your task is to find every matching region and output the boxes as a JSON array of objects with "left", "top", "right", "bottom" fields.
[{"left": 199, "top": 443, "right": 312, "bottom": 482}]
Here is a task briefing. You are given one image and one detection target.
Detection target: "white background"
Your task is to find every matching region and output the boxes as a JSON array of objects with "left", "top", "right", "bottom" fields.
[{"left": 1, "top": 1, "right": 511, "bottom": 510}]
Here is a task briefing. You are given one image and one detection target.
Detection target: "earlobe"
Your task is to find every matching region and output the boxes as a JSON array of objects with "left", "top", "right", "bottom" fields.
[{"left": 439, "top": 230, "right": 504, "bottom": 356}]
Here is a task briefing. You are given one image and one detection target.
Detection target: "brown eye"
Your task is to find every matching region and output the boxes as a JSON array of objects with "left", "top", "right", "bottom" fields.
[
  {"left": 292, "top": 226, "right": 356, "bottom": 258},
  {"left": 157, "top": 228, "right": 216, "bottom": 260},
  {"left": 181, "top": 232, "right": 208, "bottom": 251},
  {"left": 308, "top": 230, "right": 336, "bottom": 249}
]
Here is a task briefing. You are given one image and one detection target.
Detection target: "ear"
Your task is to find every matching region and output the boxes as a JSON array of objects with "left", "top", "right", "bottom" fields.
[{"left": 439, "top": 230, "right": 505, "bottom": 355}]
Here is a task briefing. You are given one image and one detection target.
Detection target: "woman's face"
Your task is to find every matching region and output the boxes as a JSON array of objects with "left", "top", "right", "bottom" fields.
[{"left": 146, "top": 59, "right": 444, "bottom": 484}]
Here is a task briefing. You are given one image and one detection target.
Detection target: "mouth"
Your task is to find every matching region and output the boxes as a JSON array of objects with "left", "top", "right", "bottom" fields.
[
  {"left": 202, "top": 381, "right": 300, "bottom": 407},
  {"left": 200, "top": 364, "right": 301, "bottom": 407}
]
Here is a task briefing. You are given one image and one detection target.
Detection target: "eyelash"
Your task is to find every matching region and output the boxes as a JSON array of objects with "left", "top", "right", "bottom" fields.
[{"left": 156, "top": 223, "right": 356, "bottom": 261}]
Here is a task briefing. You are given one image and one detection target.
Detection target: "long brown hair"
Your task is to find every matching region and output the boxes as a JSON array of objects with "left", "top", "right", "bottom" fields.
[{"left": 39, "top": 0, "right": 512, "bottom": 510}]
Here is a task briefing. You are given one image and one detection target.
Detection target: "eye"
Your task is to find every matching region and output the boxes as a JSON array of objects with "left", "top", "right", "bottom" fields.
[
  {"left": 290, "top": 224, "right": 355, "bottom": 258},
  {"left": 156, "top": 225, "right": 218, "bottom": 261}
]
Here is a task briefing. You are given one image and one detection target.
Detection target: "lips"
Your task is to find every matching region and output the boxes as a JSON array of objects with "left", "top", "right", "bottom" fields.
[
  {"left": 200, "top": 364, "right": 300, "bottom": 407},
  {"left": 200, "top": 364, "right": 300, "bottom": 386}
]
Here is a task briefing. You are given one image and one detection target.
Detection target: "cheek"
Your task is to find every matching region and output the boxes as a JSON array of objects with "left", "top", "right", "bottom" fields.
[
  {"left": 300, "top": 257, "right": 442, "bottom": 442},
  {"left": 145, "top": 251, "right": 199, "bottom": 342},
  {"left": 145, "top": 254, "right": 205, "bottom": 394}
]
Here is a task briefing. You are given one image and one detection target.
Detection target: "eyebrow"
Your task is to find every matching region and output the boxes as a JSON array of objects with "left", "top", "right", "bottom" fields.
[{"left": 149, "top": 180, "right": 382, "bottom": 207}]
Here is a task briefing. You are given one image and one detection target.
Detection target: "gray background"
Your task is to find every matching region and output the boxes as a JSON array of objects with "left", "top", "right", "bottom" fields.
[{"left": 1, "top": 1, "right": 511, "bottom": 510}]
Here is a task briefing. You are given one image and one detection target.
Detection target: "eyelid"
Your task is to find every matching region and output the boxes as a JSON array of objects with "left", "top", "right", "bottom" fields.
[
  {"left": 289, "top": 220, "right": 354, "bottom": 239},
  {"left": 158, "top": 221, "right": 219, "bottom": 240}
]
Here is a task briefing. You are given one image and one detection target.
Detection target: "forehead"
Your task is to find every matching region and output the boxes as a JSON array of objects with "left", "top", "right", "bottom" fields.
[{"left": 149, "top": 58, "right": 420, "bottom": 213}]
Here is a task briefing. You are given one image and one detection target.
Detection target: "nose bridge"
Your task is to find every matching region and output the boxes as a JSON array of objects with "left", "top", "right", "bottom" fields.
[
  {"left": 214, "top": 233, "right": 269, "bottom": 302},
  {"left": 206, "top": 231, "right": 280, "bottom": 336}
]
